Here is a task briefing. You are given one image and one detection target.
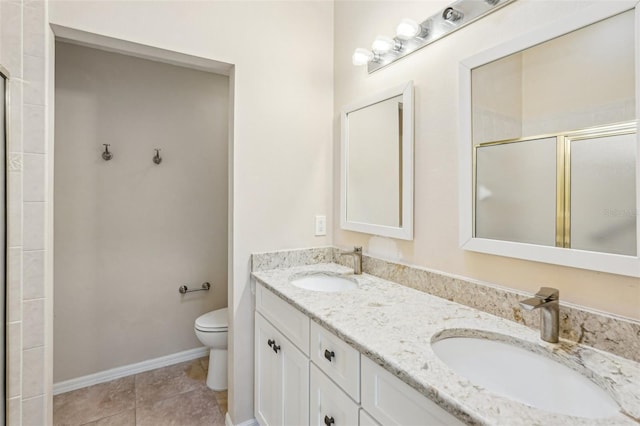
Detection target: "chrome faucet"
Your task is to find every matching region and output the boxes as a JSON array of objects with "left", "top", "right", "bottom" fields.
[
  {"left": 519, "top": 287, "right": 559, "bottom": 343},
  {"left": 339, "top": 246, "right": 363, "bottom": 275}
]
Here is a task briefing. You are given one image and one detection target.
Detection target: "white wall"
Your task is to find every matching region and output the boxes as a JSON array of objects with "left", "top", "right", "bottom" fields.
[
  {"left": 53, "top": 42, "right": 229, "bottom": 382},
  {"left": 334, "top": 0, "right": 640, "bottom": 321},
  {"left": 48, "top": 1, "right": 334, "bottom": 423}
]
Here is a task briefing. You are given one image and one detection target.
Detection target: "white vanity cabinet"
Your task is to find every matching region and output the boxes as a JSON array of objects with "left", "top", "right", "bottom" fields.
[
  {"left": 254, "top": 282, "right": 464, "bottom": 426},
  {"left": 361, "top": 357, "right": 464, "bottom": 426},
  {"left": 255, "top": 312, "right": 309, "bottom": 426},
  {"left": 255, "top": 283, "right": 311, "bottom": 426}
]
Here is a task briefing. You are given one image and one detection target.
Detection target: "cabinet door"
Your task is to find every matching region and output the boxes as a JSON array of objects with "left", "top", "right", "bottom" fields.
[
  {"left": 255, "top": 313, "right": 282, "bottom": 426},
  {"left": 310, "top": 364, "right": 359, "bottom": 426},
  {"left": 359, "top": 409, "right": 380, "bottom": 426},
  {"left": 282, "top": 329, "right": 310, "bottom": 426},
  {"left": 255, "top": 312, "right": 310, "bottom": 426}
]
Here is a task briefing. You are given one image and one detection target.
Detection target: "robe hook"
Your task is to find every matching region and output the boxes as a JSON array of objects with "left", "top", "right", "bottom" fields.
[
  {"left": 102, "top": 144, "right": 113, "bottom": 161},
  {"left": 153, "top": 148, "right": 162, "bottom": 165}
]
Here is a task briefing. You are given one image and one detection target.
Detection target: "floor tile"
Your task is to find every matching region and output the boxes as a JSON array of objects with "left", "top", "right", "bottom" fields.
[
  {"left": 136, "top": 387, "right": 225, "bottom": 426},
  {"left": 135, "top": 359, "right": 207, "bottom": 404},
  {"left": 53, "top": 376, "right": 135, "bottom": 426},
  {"left": 81, "top": 409, "right": 135, "bottom": 426},
  {"left": 53, "top": 357, "right": 226, "bottom": 426},
  {"left": 213, "top": 390, "right": 227, "bottom": 415}
]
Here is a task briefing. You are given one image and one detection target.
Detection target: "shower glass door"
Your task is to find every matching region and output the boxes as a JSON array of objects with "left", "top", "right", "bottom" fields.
[{"left": 0, "top": 65, "right": 8, "bottom": 422}]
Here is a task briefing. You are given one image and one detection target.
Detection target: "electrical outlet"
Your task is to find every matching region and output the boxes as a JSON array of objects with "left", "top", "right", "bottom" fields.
[{"left": 315, "top": 215, "right": 327, "bottom": 236}]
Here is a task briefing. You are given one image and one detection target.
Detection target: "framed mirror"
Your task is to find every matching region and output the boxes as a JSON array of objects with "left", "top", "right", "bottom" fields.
[
  {"left": 341, "top": 81, "right": 414, "bottom": 240},
  {"left": 459, "top": 2, "right": 640, "bottom": 276}
]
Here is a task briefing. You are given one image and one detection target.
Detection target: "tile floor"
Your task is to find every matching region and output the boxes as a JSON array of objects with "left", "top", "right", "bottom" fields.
[{"left": 53, "top": 357, "right": 227, "bottom": 426}]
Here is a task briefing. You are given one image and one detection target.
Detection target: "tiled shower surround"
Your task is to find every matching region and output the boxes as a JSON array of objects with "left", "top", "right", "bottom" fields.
[
  {"left": 1, "top": 0, "right": 50, "bottom": 424},
  {"left": 252, "top": 247, "right": 640, "bottom": 363}
]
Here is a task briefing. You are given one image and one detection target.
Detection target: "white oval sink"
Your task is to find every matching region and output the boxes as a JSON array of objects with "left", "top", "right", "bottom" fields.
[
  {"left": 290, "top": 274, "right": 357, "bottom": 293},
  {"left": 432, "top": 336, "right": 620, "bottom": 419}
]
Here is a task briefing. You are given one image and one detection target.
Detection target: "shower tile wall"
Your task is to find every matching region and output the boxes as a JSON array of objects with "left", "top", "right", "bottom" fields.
[{"left": 1, "top": 0, "right": 49, "bottom": 424}]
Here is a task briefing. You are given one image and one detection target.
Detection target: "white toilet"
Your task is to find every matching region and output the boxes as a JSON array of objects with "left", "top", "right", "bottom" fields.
[{"left": 194, "top": 307, "right": 228, "bottom": 390}]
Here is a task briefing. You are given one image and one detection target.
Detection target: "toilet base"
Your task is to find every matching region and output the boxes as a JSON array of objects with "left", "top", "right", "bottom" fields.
[{"left": 206, "top": 348, "right": 228, "bottom": 390}]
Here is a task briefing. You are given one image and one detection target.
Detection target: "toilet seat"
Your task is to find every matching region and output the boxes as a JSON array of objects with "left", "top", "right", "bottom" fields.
[{"left": 195, "top": 308, "right": 228, "bottom": 332}]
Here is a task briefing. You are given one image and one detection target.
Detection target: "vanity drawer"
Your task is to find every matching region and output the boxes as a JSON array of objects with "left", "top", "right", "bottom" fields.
[
  {"left": 256, "top": 282, "right": 310, "bottom": 355},
  {"left": 310, "top": 364, "right": 359, "bottom": 426},
  {"left": 310, "top": 321, "right": 360, "bottom": 401},
  {"left": 361, "top": 356, "right": 464, "bottom": 426}
]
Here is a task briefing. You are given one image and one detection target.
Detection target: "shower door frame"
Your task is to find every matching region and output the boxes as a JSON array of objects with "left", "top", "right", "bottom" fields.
[{"left": 0, "top": 63, "right": 10, "bottom": 426}]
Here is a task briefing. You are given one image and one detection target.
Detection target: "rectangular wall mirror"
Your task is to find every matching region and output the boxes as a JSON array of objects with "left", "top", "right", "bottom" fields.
[
  {"left": 341, "top": 81, "right": 414, "bottom": 240},
  {"left": 459, "top": 2, "right": 640, "bottom": 276}
]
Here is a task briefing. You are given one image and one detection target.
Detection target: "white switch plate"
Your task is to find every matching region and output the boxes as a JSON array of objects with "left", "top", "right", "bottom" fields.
[{"left": 315, "top": 215, "right": 326, "bottom": 236}]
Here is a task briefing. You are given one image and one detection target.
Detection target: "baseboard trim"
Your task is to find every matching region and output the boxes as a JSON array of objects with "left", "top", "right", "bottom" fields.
[
  {"left": 225, "top": 412, "right": 258, "bottom": 426},
  {"left": 53, "top": 346, "right": 209, "bottom": 395}
]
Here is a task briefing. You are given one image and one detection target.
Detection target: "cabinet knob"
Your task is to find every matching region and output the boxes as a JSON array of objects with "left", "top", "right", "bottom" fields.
[
  {"left": 324, "top": 415, "right": 335, "bottom": 426},
  {"left": 272, "top": 344, "right": 281, "bottom": 354},
  {"left": 324, "top": 349, "right": 335, "bottom": 362},
  {"left": 267, "top": 339, "right": 275, "bottom": 348}
]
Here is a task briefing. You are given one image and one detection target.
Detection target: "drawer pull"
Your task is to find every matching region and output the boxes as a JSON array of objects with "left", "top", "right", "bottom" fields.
[
  {"left": 267, "top": 339, "right": 275, "bottom": 348},
  {"left": 324, "top": 349, "right": 335, "bottom": 362},
  {"left": 323, "top": 415, "right": 335, "bottom": 425},
  {"left": 272, "top": 344, "right": 281, "bottom": 354}
]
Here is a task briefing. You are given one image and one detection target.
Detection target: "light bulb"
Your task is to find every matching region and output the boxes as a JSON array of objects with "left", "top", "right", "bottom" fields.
[
  {"left": 372, "top": 36, "right": 395, "bottom": 54},
  {"left": 396, "top": 19, "right": 421, "bottom": 40},
  {"left": 352, "top": 48, "right": 374, "bottom": 66}
]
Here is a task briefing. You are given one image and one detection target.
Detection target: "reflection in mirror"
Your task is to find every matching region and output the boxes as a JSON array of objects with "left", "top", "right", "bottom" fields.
[
  {"left": 472, "top": 10, "right": 635, "bottom": 145},
  {"left": 341, "top": 81, "right": 413, "bottom": 240},
  {"left": 346, "top": 94, "right": 403, "bottom": 227},
  {"left": 460, "top": 3, "right": 640, "bottom": 276},
  {"left": 570, "top": 131, "right": 636, "bottom": 256},
  {"left": 475, "top": 137, "right": 557, "bottom": 246}
]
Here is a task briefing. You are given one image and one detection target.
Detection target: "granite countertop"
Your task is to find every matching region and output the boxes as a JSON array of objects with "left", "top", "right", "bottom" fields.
[{"left": 252, "top": 263, "right": 640, "bottom": 426}]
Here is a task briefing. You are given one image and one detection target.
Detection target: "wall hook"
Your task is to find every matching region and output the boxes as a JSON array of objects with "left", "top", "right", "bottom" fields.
[
  {"left": 153, "top": 148, "right": 162, "bottom": 165},
  {"left": 102, "top": 144, "right": 113, "bottom": 161}
]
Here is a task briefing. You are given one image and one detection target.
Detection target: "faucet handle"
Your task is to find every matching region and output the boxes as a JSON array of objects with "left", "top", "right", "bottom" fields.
[
  {"left": 354, "top": 246, "right": 362, "bottom": 254},
  {"left": 535, "top": 287, "right": 559, "bottom": 301}
]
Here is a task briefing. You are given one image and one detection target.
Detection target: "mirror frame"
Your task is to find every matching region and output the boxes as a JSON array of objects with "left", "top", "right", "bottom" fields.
[
  {"left": 341, "top": 81, "right": 414, "bottom": 240},
  {"left": 458, "top": 1, "right": 640, "bottom": 277}
]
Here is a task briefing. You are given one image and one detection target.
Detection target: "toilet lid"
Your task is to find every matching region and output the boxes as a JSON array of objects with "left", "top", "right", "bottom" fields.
[{"left": 195, "top": 308, "right": 228, "bottom": 332}]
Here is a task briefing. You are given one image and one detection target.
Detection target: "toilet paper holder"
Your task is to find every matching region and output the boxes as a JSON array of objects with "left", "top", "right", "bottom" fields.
[{"left": 179, "top": 282, "right": 211, "bottom": 294}]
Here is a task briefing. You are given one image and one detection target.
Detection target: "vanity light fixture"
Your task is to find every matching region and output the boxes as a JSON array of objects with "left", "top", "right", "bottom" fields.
[{"left": 353, "top": 0, "right": 516, "bottom": 73}]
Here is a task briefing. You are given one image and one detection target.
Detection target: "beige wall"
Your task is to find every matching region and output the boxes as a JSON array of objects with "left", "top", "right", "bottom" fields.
[
  {"left": 53, "top": 42, "right": 229, "bottom": 382},
  {"left": 48, "top": 1, "right": 334, "bottom": 423},
  {"left": 334, "top": 0, "right": 640, "bottom": 320}
]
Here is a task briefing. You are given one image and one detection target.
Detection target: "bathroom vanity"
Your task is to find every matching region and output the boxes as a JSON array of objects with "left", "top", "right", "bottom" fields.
[{"left": 252, "top": 263, "right": 640, "bottom": 425}]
